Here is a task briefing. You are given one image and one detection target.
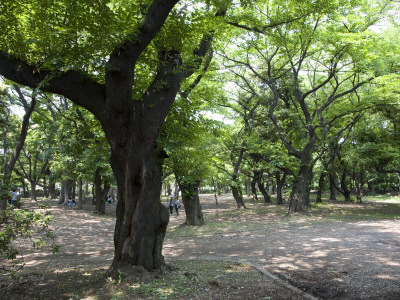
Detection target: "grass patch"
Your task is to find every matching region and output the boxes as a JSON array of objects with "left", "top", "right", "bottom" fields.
[{"left": 101, "top": 260, "right": 289, "bottom": 300}]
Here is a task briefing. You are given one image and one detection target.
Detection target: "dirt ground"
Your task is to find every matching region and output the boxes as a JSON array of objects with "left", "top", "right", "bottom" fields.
[{"left": 1, "top": 195, "right": 399, "bottom": 299}]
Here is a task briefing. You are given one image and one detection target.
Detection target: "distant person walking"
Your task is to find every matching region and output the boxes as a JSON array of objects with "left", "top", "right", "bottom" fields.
[
  {"left": 174, "top": 199, "right": 181, "bottom": 215},
  {"left": 11, "top": 189, "right": 19, "bottom": 206},
  {"left": 168, "top": 194, "right": 175, "bottom": 214}
]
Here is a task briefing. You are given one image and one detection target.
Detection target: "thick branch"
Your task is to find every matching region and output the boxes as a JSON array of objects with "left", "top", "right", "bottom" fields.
[
  {"left": 105, "top": 0, "right": 180, "bottom": 100},
  {"left": 0, "top": 52, "right": 106, "bottom": 116}
]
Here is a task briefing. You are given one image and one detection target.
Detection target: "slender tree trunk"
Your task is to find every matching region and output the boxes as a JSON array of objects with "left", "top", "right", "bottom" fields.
[
  {"left": 251, "top": 174, "right": 258, "bottom": 201},
  {"left": 177, "top": 179, "right": 204, "bottom": 226},
  {"left": 231, "top": 175, "right": 246, "bottom": 208},
  {"left": 43, "top": 178, "right": 49, "bottom": 198},
  {"left": 78, "top": 179, "right": 83, "bottom": 210},
  {"left": 94, "top": 167, "right": 110, "bottom": 214},
  {"left": 275, "top": 172, "right": 286, "bottom": 205},
  {"left": 316, "top": 171, "right": 326, "bottom": 203},
  {"left": 354, "top": 172, "right": 363, "bottom": 203},
  {"left": 30, "top": 181, "right": 37, "bottom": 201}
]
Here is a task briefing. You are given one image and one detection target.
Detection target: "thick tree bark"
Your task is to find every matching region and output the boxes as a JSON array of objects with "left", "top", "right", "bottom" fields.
[
  {"left": 289, "top": 161, "right": 313, "bottom": 212},
  {"left": 329, "top": 173, "right": 338, "bottom": 200},
  {"left": 107, "top": 138, "right": 169, "bottom": 272},
  {"left": 177, "top": 179, "right": 204, "bottom": 226},
  {"left": 48, "top": 182, "right": 57, "bottom": 199}
]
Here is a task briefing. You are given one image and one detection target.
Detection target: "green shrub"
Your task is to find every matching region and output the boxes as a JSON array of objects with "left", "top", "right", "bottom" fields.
[{"left": 0, "top": 206, "right": 59, "bottom": 272}]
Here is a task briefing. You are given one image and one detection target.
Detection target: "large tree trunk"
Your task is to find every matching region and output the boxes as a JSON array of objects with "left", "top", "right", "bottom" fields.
[
  {"left": 58, "top": 181, "right": 67, "bottom": 204},
  {"left": 289, "top": 162, "right": 313, "bottom": 212},
  {"left": 107, "top": 140, "right": 169, "bottom": 272},
  {"left": 329, "top": 173, "right": 338, "bottom": 200},
  {"left": 177, "top": 179, "right": 204, "bottom": 226},
  {"left": 48, "top": 182, "right": 57, "bottom": 199}
]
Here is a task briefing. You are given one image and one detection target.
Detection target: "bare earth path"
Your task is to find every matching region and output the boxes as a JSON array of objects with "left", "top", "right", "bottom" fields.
[
  {"left": 165, "top": 196, "right": 400, "bottom": 299},
  {"left": 2, "top": 195, "right": 400, "bottom": 299}
]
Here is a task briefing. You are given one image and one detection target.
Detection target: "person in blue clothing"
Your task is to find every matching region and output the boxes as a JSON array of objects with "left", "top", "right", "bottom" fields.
[{"left": 10, "top": 189, "right": 19, "bottom": 206}]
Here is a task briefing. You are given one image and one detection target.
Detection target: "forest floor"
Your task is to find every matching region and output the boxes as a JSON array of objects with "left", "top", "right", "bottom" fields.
[{"left": 0, "top": 194, "right": 399, "bottom": 300}]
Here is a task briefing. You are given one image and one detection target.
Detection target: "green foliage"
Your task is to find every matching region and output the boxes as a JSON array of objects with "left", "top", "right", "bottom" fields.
[{"left": 0, "top": 206, "right": 58, "bottom": 270}]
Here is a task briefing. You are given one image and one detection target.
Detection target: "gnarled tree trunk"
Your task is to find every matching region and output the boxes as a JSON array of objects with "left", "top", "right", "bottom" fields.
[
  {"left": 289, "top": 160, "right": 313, "bottom": 212},
  {"left": 107, "top": 129, "right": 170, "bottom": 272}
]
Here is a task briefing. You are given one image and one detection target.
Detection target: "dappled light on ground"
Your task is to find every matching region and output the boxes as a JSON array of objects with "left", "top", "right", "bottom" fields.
[{"left": 1, "top": 195, "right": 399, "bottom": 299}]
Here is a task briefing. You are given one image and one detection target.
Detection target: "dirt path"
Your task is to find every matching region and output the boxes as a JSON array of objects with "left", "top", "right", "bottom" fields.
[
  {"left": 4, "top": 196, "right": 400, "bottom": 300},
  {"left": 164, "top": 219, "right": 400, "bottom": 299},
  {"left": 164, "top": 196, "right": 400, "bottom": 299}
]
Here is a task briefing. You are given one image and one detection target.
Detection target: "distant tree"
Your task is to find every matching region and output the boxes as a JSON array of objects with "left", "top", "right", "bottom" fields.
[{"left": 0, "top": 83, "right": 36, "bottom": 210}]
